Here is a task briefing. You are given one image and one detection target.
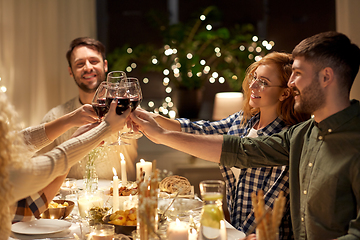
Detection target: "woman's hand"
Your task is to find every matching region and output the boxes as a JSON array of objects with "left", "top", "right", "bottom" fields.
[
  {"left": 104, "top": 100, "right": 131, "bottom": 133},
  {"left": 67, "top": 104, "right": 98, "bottom": 127},
  {"left": 130, "top": 108, "right": 166, "bottom": 144}
]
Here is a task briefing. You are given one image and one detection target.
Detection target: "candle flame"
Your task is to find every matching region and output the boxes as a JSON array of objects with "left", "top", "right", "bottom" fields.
[
  {"left": 120, "top": 153, "right": 125, "bottom": 161},
  {"left": 140, "top": 159, "right": 145, "bottom": 163},
  {"left": 112, "top": 167, "right": 117, "bottom": 176}
]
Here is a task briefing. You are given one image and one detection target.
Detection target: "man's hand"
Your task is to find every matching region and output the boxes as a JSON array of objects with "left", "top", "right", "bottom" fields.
[{"left": 130, "top": 108, "right": 166, "bottom": 144}]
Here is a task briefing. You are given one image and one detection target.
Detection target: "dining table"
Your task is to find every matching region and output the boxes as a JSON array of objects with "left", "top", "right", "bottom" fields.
[{"left": 9, "top": 179, "right": 245, "bottom": 240}]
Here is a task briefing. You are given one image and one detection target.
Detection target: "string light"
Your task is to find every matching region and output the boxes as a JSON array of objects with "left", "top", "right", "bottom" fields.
[{"left": 120, "top": 14, "right": 275, "bottom": 118}]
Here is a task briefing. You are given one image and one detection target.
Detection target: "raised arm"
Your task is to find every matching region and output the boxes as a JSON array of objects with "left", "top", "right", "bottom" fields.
[
  {"left": 130, "top": 109, "right": 222, "bottom": 163},
  {"left": 44, "top": 104, "right": 98, "bottom": 141}
]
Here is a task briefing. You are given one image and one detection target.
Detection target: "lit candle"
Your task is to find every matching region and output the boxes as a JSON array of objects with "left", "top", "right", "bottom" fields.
[
  {"left": 112, "top": 167, "right": 119, "bottom": 212},
  {"left": 120, "top": 153, "right": 127, "bottom": 186},
  {"left": 136, "top": 159, "right": 152, "bottom": 180},
  {"left": 167, "top": 218, "right": 189, "bottom": 240}
]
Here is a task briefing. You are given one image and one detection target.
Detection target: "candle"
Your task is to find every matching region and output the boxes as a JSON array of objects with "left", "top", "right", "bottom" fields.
[
  {"left": 77, "top": 192, "right": 104, "bottom": 218},
  {"left": 112, "top": 167, "right": 119, "bottom": 212},
  {"left": 90, "top": 225, "right": 114, "bottom": 240},
  {"left": 136, "top": 159, "right": 152, "bottom": 180},
  {"left": 120, "top": 153, "right": 127, "bottom": 186},
  {"left": 167, "top": 218, "right": 189, "bottom": 240}
]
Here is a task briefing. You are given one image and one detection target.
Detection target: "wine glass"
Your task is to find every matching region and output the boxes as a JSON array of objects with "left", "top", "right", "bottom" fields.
[
  {"left": 91, "top": 81, "right": 109, "bottom": 120},
  {"left": 107, "top": 71, "right": 126, "bottom": 84},
  {"left": 121, "top": 77, "right": 143, "bottom": 139},
  {"left": 106, "top": 82, "right": 131, "bottom": 146}
]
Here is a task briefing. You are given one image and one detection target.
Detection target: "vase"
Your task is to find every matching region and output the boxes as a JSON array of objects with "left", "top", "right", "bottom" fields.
[{"left": 174, "top": 88, "right": 203, "bottom": 119}]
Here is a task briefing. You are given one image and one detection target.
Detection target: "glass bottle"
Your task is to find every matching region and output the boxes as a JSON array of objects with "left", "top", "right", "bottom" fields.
[{"left": 198, "top": 180, "right": 227, "bottom": 240}]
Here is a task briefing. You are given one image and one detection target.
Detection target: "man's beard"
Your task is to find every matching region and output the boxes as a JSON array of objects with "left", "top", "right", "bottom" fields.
[
  {"left": 294, "top": 75, "right": 325, "bottom": 115},
  {"left": 73, "top": 69, "right": 106, "bottom": 93}
]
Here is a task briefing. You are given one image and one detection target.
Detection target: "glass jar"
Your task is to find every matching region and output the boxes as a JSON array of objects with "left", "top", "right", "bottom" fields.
[{"left": 198, "top": 180, "right": 227, "bottom": 240}]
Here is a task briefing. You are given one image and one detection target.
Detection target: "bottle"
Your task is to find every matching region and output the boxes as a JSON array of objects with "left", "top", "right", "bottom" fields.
[{"left": 198, "top": 180, "right": 227, "bottom": 240}]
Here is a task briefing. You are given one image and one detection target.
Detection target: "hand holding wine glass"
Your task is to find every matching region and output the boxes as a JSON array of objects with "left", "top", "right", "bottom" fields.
[
  {"left": 121, "top": 77, "right": 143, "bottom": 139},
  {"left": 106, "top": 82, "right": 131, "bottom": 146},
  {"left": 91, "top": 81, "right": 109, "bottom": 120}
]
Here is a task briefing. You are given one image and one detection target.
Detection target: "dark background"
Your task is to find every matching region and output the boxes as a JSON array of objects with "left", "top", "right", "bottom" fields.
[{"left": 96, "top": 0, "right": 336, "bottom": 119}]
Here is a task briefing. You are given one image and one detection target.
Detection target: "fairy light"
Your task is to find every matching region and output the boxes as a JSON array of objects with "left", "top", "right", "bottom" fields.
[
  {"left": 165, "top": 87, "right": 172, "bottom": 93},
  {"left": 148, "top": 101, "right": 155, "bottom": 108},
  {"left": 123, "top": 14, "right": 277, "bottom": 119},
  {"left": 152, "top": 58, "right": 158, "bottom": 64},
  {"left": 212, "top": 72, "right": 219, "bottom": 78},
  {"left": 163, "top": 69, "right": 170, "bottom": 75}
]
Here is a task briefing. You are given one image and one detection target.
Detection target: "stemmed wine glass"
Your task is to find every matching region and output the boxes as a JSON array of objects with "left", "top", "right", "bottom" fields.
[
  {"left": 91, "top": 81, "right": 109, "bottom": 120},
  {"left": 106, "top": 82, "right": 131, "bottom": 146},
  {"left": 107, "top": 71, "right": 126, "bottom": 84},
  {"left": 121, "top": 77, "right": 143, "bottom": 139}
]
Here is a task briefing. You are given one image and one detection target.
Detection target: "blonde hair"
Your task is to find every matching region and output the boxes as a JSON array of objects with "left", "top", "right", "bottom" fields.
[
  {"left": 0, "top": 92, "right": 27, "bottom": 237},
  {"left": 241, "top": 52, "right": 310, "bottom": 126}
]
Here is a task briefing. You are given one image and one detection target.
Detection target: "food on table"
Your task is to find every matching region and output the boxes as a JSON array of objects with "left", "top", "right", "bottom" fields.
[
  {"left": 110, "top": 185, "right": 138, "bottom": 196},
  {"left": 89, "top": 206, "right": 111, "bottom": 224},
  {"left": 108, "top": 207, "right": 137, "bottom": 226},
  {"left": 48, "top": 200, "right": 69, "bottom": 208},
  {"left": 159, "top": 175, "right": 191, "bottom": 195}
]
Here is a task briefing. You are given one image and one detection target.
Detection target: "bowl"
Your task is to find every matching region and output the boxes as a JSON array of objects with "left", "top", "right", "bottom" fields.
[
  {"left": 102, "top": 214, "right": 136, "bottom": 235},
  {"left": 41, "top": 200, "right": 75, "bottom": 219}
]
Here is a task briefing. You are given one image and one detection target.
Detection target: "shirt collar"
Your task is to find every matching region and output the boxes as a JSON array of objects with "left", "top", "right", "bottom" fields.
[
  {"left": 249, "top": 113, "right": 287, "bottom": 137},
  {"left": 317, "top": 99, "right": 360, "bottom": 133}
]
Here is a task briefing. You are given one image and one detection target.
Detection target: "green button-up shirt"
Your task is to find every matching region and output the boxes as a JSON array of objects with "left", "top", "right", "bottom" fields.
[{"left": 221, "top": 100, "right": 360, "bottom": 240}]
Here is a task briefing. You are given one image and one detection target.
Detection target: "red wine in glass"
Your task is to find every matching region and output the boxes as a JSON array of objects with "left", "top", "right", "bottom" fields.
[
  {"left": 92, "top": 98, "right": 109, "bottom": 119},
  {"left": 130, "top": 97, "right": 141, "bottom": 112},
  {"left": 116, "top": 97, "right": 130, "bottom": 115}
]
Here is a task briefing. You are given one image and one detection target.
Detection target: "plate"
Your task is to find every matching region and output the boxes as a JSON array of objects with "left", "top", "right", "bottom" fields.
[
  {"left": 11, "top": 219, "right": 71, "bottom": 235},
  {"left": 226, "top": 228, "right": 246, "bottom": 239}
]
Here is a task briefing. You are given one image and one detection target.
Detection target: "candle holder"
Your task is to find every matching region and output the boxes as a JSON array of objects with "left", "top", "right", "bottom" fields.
[
  {"left": 89, "top": 224, "right": 114, "bottom": 240},
  {"left": 77, "top": 190, "right": 104, "bottom": 219}
]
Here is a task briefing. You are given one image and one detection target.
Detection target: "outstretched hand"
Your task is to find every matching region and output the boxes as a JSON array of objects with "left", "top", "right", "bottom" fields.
[
  {"left": 130, "top": 108, "right": 166, "bottom": 144},
  {"left": 68, "top": 104, "right": 98, "bottom": 127},
  {"left": 104, "top": 100, "right": 131, "bottom": 133}
]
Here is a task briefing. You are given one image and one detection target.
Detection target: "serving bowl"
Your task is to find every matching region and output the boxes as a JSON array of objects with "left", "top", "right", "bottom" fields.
[
  {"left": 102, "top": 214, "right": 136, "bottom": 235},
  {"left": 41, "top": 200, "right": 75, "bottom": 219}
]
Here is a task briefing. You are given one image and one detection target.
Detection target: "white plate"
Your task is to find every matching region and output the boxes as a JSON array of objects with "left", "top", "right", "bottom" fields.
[
  {"left": 226, "top": 228, "right": 246, "bottom": 240},
  {"left": 11, "top": 219, "right": 71, "bottom": 235}
]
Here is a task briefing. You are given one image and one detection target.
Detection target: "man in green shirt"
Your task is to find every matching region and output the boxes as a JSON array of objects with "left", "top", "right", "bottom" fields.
[{"left": 131, "top": 31, "right": 360, "bottom": 240}]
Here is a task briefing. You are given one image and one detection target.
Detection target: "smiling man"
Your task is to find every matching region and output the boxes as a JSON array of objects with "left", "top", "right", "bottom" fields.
[
  {"left": 130, "top": 31, "right": 360, "bottom": 240},
  {"left": 37, "top": 37, "right": 137, "bottom": 180}
]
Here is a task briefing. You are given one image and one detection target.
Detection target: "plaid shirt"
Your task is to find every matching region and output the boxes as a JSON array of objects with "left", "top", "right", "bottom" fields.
[
  {"left": 12, "top": 191, "right": 48, "bottom": 222},
  {"left": 178, "top": 112, "right": 293, "bottom": 239}
]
